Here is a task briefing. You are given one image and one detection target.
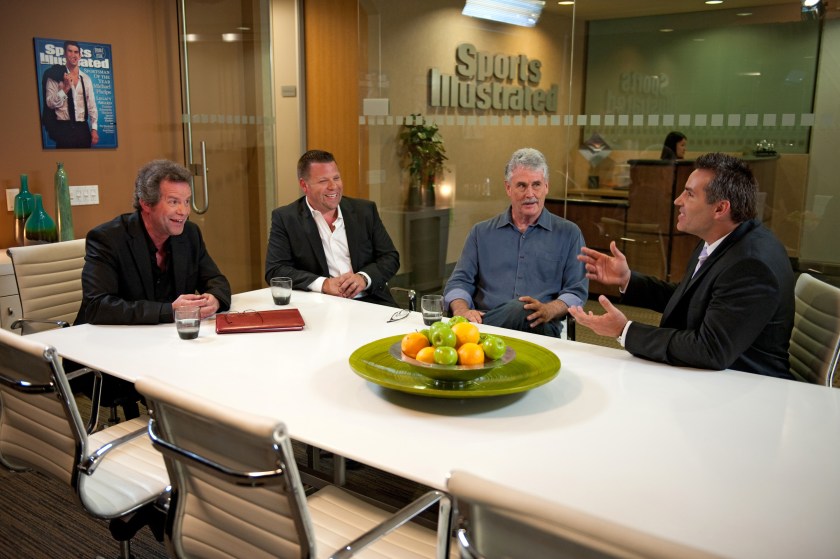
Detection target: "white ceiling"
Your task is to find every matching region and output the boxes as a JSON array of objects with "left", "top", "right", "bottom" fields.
[{"left": 544, "top": 0, "right": 809, "bottom": 21}]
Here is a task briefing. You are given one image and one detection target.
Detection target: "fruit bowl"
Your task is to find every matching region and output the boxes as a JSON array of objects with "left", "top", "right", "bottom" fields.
[{"left": 388, "top": 342, "right": 515, "bottom": 383}]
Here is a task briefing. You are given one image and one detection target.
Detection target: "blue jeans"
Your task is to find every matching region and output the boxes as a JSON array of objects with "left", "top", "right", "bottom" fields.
[{"left": 481, "top": 299, "right": 562, "bottom": 338}]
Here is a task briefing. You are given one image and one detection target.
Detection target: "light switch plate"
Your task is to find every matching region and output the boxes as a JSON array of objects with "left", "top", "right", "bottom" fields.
[
  {"left": 69, "top": 185, "right": 100, "bottom": 206},
  {"left": 6, "top": 189, "right": 18, "bottom": 212}
]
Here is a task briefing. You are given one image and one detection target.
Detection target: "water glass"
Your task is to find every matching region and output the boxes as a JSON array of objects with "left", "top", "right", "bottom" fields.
[
  {"left": 421, "top": 294, "right": 444, "bottom": 326},
  {"left": 174, "top": 306, "right": 201, "bottom": 340},
  {"left": 270, "top": 277, "right": 293, "bottom": 305}
]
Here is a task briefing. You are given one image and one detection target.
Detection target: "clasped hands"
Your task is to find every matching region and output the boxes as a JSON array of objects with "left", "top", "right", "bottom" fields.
[
  {"left": 172, "top": 293, "right": 220, "bottom": 319},
  {"left": 323, "top": 271, "right": 367, "bottom": 299},
  {"left": 567, "top": 241, "right": 632, "bottom": 338}
]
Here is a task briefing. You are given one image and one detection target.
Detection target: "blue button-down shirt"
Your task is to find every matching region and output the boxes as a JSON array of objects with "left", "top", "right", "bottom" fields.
[{"left": 444, "top": 207, "right": 588, "bottom": 312}]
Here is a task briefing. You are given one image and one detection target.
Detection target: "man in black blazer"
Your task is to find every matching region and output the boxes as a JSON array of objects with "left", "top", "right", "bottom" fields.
[
  {"left": 265, "top": 150, "right": 399, "bottom": 306},
  {"left": 74, "top": 160, "right": 231, "bottom": 418},
  {"left": 77, "top": 160, "right": 231, "bottom": 324},
  {"left": 569, "top": 153, "right": 794, "bottom": 380}
]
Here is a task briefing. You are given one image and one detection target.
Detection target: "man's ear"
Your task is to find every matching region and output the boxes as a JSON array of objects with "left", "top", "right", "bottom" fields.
[{"left": 713, "top": 199, "right": 731, "bottom": 219}]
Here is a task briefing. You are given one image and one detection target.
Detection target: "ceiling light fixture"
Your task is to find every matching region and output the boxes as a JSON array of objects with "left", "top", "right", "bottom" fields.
[
  {"left": 801, "top": 0, "right": 826, "bottom": 20},
  {"left": 705, "top": 1, "right": 724, "bottom": 5},
  {"left": 462, "top": 0, "right": 546, "bottom": 27},
  {"left": 557, "top": 1, "right": 575, "bottom": 5}
]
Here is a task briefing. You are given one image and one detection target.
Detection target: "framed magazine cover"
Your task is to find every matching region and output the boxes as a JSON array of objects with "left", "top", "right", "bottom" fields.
[{"left": 33, "top": 37, "right": 118, "bottom": 149}]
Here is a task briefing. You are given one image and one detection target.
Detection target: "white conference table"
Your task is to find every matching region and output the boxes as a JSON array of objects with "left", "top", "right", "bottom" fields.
[{"left": 30, "top": 289, "right": 840, "bottom": 559}]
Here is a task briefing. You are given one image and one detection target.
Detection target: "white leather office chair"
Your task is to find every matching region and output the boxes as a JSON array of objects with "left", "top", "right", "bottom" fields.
[
  {"left": 136, "top": 375, "right": 452, "bottom": 559},
  {"left": 790, "top": 273, "right": 840, "bottom": 386},
  {"left": 0, "top": 328, "right": 170, "bottom": 559},
  {"left": 447, "top": 470, "right": 720, "bottom": 559},
  {"left": 6, "top": 239, "right": 85, "bottom": 334}
]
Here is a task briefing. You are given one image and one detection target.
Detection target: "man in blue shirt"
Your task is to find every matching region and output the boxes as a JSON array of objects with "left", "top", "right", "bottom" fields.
[{"left": 444, "top": 148, "right": 588, "bottom": 337}]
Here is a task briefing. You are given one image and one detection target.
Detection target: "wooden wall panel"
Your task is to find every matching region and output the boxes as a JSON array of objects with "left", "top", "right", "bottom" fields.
[
  {"left": 303, "top": 0, "right": 366, "bottom": 198},
  {"left": 0, "top": 1, "right": 183, "bottom": 249}
]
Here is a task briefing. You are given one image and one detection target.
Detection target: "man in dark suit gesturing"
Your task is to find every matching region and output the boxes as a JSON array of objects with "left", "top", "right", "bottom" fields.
[
  {"left": 265, "top": 150, "right": 399, "bottom": 306},
  {"left": 569, "top": 153, "right": 795, "bottom": 380}
]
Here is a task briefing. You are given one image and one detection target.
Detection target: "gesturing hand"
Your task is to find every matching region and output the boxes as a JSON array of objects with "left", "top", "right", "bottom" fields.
[{"left": 577, "top": 241, "right": 632, "bottom": 290}]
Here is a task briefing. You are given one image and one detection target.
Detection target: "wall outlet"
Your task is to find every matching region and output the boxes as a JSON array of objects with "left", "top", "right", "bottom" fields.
[
  {"left": 69, "top": 185, "right": 100, "bottom": 206},
  {"left": 6, "top": 189, "right": 18, "bottom": 212}
]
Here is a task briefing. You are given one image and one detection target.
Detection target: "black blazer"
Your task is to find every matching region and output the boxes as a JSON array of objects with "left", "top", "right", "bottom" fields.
[
  {"left": 264, "top": 196, "right": 399, "bottom": 306},
  {"left": 76, "top": 212, "right": 231, "bottom": 325},
  {"left": 621, "top": 220, "right": 794, "bottom": 379}
]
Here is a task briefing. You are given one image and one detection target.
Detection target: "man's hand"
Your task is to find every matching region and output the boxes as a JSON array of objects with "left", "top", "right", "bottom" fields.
[
  {"left": 568, "top": 295, "right": 628, "bottom": 338},
  {"left": 521, "top": 297, "right": 567, "bottom": 329},
  {"left": 450, "top": 299, "right": 484, "bottom": 324},
  {"left": 172, "top": 293, "right": 219, "bottom": 319},
  {"left": 324, "top": 272, "right": 367, "bottom": 299},
  {"left": 577, "top": 241, "right": 632, "bottom": 290},
  {"left": 91, "top": 130, "right": 99, "bottom": 146}
]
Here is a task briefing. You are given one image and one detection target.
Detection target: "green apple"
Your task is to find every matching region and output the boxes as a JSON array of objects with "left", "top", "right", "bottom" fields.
[
  {"left": 429, "top": 321, "right": 449, "bottom": 338},
  {"left": 448, "top": 315, "right": 468, "bottom": 327},
  {"left": 482, "top": 335, "right": 507, "bottom": 360},
  {"left": 431, "top": 324, "right": 457, "bottom": 348},
  {"left": 419, "top": 328, "right": 431, "bottom": 343},
  {"left": 434, "top": 346, "right": 458, "bottom": 366}
]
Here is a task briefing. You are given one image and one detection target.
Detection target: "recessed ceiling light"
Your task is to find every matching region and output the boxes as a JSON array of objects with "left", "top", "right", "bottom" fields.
[
  {"left": 660, "top": 28, "right": 674, "bottom": 32},
  {"left": 705, "top": 1, "right": 724, "bottom": 5},
  {"left": 557, "top": 1, "right": 575, "bottom": 5},
  {"left": 462, "top": 0, "right": 546, "bottom": 27}
]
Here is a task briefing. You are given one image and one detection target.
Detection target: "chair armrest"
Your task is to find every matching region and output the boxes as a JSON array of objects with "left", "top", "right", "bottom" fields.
[
  {"left": 328, "top": 489, "right": 452, "bottom": 559},
  {"left": 80, "top": 425, "right": 148, "bottom": 475},
  {"left": 565, "top": 314, "right": 576, "bottom": 341},
  {"left": 11, "top": 318, "right": 71, "bottom": 335}
]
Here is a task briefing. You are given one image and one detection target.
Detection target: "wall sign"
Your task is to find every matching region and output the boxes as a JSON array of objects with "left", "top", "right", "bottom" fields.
[
  {"left": 34, "top": 37, "right": 118, "bottom": 149},
  {"left": 429, "top": 43, "right": 559, "bottom": 112}
]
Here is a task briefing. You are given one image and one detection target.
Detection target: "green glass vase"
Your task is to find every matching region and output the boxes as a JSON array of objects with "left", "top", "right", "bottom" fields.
[
  {"left": 55, "top": 162, "right": 74, "bottom": 241},
  {"left": 14, "top": 174, "right": 35, "bottom": 246},
  {"left": 23, "top": 194, "right": 58, "bottom": 245}
]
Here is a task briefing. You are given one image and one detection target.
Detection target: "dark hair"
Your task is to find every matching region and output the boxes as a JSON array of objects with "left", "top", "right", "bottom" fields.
[
  {"left": 661, "top": 131, "right": 687, "bottom": 160},
  {"left": 133, "top": 160, "right": 192, "bottom": 210},
  {"left": 63, "top": 40, "right": 81, "bottom": 54},
  {"left": 504, "top": 147, "right": 549, "bottom": 182},
  {"left": 694, "top": 153, "right": 757, "bottom": 223},
  {"left": 297, "top": 150, "right": 336, "bottom": 181}
]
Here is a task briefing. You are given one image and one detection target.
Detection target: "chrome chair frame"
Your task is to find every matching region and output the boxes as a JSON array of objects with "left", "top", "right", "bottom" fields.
[
  {"left": 0, "top": 328, "right": 169, "bottom": 559},
  {"left": 448, "top": 470, "right": 719, "bottom": 559},
  {"left": 790, "top": 273, "right": 840, "bottom": 386},
  {"left": 138, "top": 376, "right": 452, "bottom": 559}
]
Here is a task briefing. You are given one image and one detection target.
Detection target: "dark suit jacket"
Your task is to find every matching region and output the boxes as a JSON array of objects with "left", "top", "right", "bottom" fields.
[
  {"left": 621, "top": 220, "right": 794, "bottom": 379},
  {"left": 264, "top": 196, "right": 399, "bottom": 306},
  {"left": 76, "top": 212, "right": 231, "bottom": 325}
]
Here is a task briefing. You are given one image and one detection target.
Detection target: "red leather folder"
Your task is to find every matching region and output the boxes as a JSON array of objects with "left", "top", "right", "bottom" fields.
[{"left": 215, "top": 309, "right": 305, "bottom": 334}]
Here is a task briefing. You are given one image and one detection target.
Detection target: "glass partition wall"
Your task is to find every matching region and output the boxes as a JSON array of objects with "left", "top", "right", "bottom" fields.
[{"left": 356, "top": 0, "right": 839, "bottom": 295}]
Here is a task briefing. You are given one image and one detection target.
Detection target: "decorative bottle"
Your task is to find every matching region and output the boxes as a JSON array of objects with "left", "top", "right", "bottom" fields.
[
  {"left": 13, "top": 174, "right": 35, "bottom": 246},
  {"left": 23, "top": 194, "right": 58, "bottom": 245},
  {"left": 54, "top": 162, "right": 74, "bottom": 241}
]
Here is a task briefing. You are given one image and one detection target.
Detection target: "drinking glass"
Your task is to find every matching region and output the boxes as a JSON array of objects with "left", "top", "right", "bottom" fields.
[
  {"left": 270, "top": 277, "right": 293, "bottom": 305},
  {"left": 174, "top": 306, "right": 201, "bottom": 340},
  {"left": 421, "top": 294, "right": 444, "bottom": 326}
]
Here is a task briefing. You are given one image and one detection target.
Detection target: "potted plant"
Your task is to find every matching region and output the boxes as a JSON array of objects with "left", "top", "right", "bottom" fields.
[{"left": 399, "top": 114, "right": 448, "bottom": 207}]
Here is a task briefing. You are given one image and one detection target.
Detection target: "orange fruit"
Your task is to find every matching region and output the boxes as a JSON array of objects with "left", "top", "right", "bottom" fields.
[
  {"left": 415, "top": 346, "right": 436, "bottom": 364},
  {"left": 401, "top": 332, "right": 430, "bottom": 358},
  {"left": 451, "top": 322, "right": 480, "bottom": 348},
  {"left": 457, "top": 342, "right": 485, "bottom": 366}
]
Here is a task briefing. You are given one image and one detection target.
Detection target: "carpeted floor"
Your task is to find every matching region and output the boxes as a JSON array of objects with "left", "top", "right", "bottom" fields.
[{"left": 0, "top": 302, "right": 671, "bottom": 559}]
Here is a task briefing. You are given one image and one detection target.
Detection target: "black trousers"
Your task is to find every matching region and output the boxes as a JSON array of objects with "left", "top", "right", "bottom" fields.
[{"left": 51, "top": 121, "right": 92, "bottom": 149}]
